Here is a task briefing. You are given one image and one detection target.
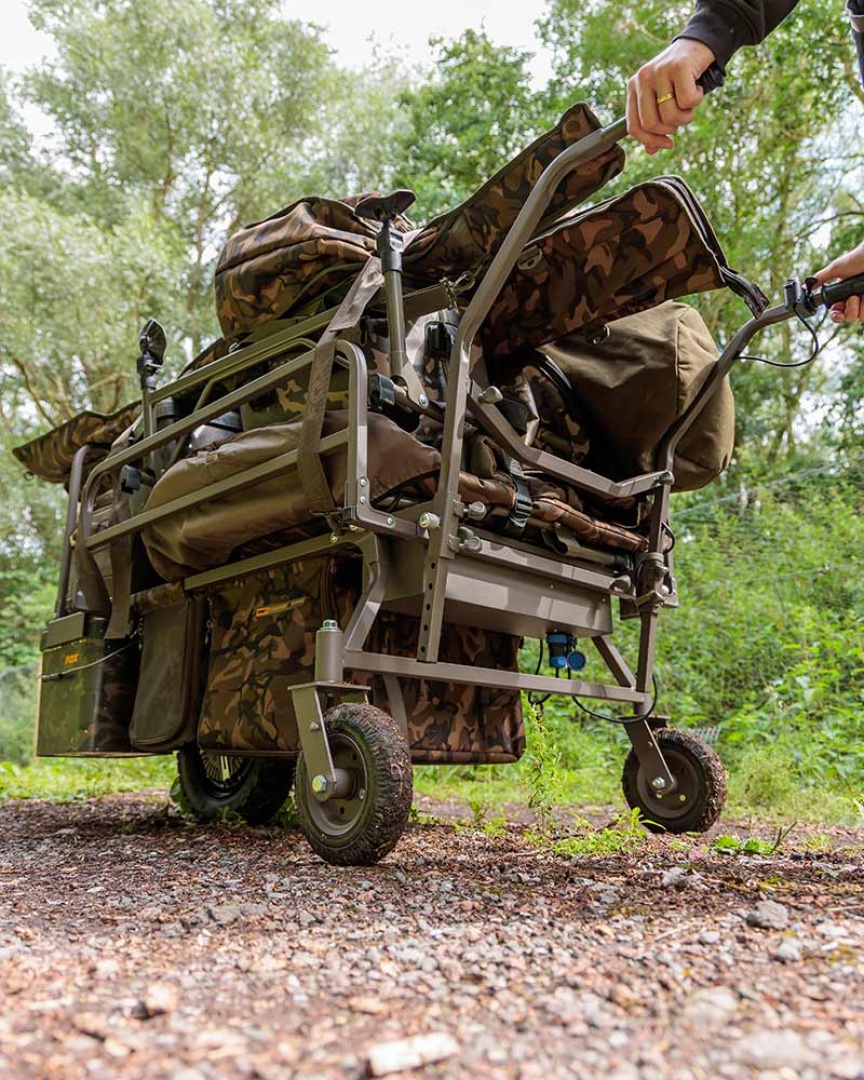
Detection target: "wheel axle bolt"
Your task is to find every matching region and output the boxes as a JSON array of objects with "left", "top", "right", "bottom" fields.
[
  {"left": 311, "top": 774, "right": 329, "bottom": 795},
  {"left": 679, "top": 794, "right": 687, "bottom": 803},
  {"left": 651, "top": 776, "right": 667, "bottom": 791}
]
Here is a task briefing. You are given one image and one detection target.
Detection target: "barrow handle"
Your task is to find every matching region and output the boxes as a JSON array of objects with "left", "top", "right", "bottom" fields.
[
  {"left": 697, "top": 64, "right": 726, "bottom": 94},
  {"left": 818, "top": 271, "right": 864, "bottom": 309}
]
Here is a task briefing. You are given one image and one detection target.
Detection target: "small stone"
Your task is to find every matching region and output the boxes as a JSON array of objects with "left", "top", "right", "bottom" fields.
[
  {"left": 774, "top": 939, "right": 803, "bottom": 963},
  {"left": 831, "top": 1052, "right": 864, "bottom": 1079},
  {"left": 732, "top": 1030, "right": 815, "bottom": 1070},
  {"left": 366, "top": 1033, "right": 460, "bottom": 1076},
  {"left": 681, "top": 988, "right": 738, "bottom": 1029},
  {"left": 746, "top": 900, "right": 790, "bottom": 931},
  {"left": 698, "top": 931, "right": 721, "bottom": 945},
  {"left": 661, "top": 867, "right": 689, "bottom": 888},
  {"left": 349, "top": 997, "right": 387, "bottom": 1016},
  {"left": 142, "top": 982, "right": 180, "bottom": 1017},
  {"left": 72, "top": 1013, "right": 108, "bottom": 1040},
  {"left": 208, "top": 904, "right": 240, "bottom": 925}
]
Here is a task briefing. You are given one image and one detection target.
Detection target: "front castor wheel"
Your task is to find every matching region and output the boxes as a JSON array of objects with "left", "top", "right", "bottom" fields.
[
  {"left": 622, "top": 727, "right": 727, "bottom": 834},
  {"left": 295, "top": 702, "right": 412, "bottom": 866},
  {"left": 176, "top": 745, "right": 294, "bottom": 824}
]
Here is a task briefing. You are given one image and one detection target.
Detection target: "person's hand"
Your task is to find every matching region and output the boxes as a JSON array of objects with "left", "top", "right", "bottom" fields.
[
  {"left": 626, "top": 39, "right": 716, "bottom": 153},
  {"left": 813, "top": 241, "right": 864, "bottom": 324}
]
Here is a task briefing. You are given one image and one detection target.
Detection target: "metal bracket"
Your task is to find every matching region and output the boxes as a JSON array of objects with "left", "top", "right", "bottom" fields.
[
  {"left": 625, "top": 719, "right": 677, "bottom": 794},
  {"left": 290, "top": 681, "right": 369, "bottom": 802}
]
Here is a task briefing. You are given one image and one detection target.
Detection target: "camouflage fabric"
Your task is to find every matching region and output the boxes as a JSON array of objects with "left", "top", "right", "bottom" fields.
[
  {"left": 37, "top": 634, "right": 138, "bottom": 756},
  {"left": 198, "top": 555, "right": 523, "bottom": 763},
  {"left": 363, "top": 612, "right": 525, "bottom": 765},
  {"left": 13, "top": 404, "right": 140, "bottom": 484},
  {"left": 214, "top": 194, "right": 413, "bottom": 339},
  {"left": 213, "top": 104, "right": 624, "bottom": 339},
  {"left": 198, "top": 557, "right": 356, "bottom": 753},
  {"left": 402, "top": 103, "right": 624, "bottom": 279},
  {"left": 481, "top": 178, "right": 766, "bottom": 357}
]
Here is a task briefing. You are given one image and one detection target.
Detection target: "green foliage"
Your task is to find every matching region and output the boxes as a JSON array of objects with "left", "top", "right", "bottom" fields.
[
  {"left": 712, "top": 823, "right": 796, "bottom": 856},
  {"left": 0, "top": 755, "right": 175, "bottom": 799},
  {"left": 548, "top": 808, "right": 649, "bottom": 857},
  {"left": 393, "top": 29, "right": 548, "bottom": 219}
]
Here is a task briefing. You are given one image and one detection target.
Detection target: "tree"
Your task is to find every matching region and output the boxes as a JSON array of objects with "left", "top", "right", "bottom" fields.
[
  {"left": 392, "top": 29, "right": 548, "bottom": 220},
  {"left": 24, "top": 0, "right": 339, "bottom": 355}
]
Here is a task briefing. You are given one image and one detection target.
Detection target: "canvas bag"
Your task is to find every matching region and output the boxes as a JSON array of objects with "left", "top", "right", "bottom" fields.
[
  {"left": 539, "top": 301, "right": 735, "bottom": 492},
  {"left": 197, "top": 556, "right": 524, "bottom": 763}
]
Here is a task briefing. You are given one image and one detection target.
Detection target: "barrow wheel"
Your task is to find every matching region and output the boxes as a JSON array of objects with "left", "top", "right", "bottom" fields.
[
  {"left": 176, "top": 745, "right": 294, "bottom": 825},
  {"left": 621, "top": 727, "right": 727, "bottom": 834},
  {"left": 295, "top": 702, "right": 412, "bottom": 866}
]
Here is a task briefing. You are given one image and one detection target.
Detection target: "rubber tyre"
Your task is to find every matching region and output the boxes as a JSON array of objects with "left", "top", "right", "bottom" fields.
[
  {"left": 176, "top": 745, "right": 294, "bottom": 825},
  {"left": 621, "top": 727, "right": 727, "bottom": 834},
  {"left": 295, "top": 702, "right": 412, "bottom": 866}
]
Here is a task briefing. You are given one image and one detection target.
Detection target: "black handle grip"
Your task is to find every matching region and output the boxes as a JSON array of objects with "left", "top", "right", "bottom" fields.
[
  {"left": 821, "top": 272, "right": 864, "bottom": 308},
  {"left": 696, "top": 64, "right": 725, "bottom": 94}
]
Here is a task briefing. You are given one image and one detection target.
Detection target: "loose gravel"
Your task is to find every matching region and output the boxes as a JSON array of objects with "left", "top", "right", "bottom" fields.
[{"left": 0, "top": 794, "right": 862, "bottom": 1079}]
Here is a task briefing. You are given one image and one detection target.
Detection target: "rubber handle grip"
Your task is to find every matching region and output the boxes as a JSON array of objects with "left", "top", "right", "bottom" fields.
[
  {"left": 696, "top": 64, "right": 725, "bottom": 94},
  {"left": 821, "top": 272, "right": 864, "bottom": 308}
]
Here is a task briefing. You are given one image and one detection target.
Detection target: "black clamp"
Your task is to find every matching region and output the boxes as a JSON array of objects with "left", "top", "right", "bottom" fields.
[{"left": 504, "top": 458, "right": 532, "bottom": 537}]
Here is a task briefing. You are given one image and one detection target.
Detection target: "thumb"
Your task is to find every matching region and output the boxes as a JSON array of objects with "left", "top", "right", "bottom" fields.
[{"left": 812, "top": 256, "right": 844, "bottom": 284}]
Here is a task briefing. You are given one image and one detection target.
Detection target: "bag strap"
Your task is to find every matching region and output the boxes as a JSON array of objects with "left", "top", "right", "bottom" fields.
[{"left": 297, "top": 257, "right": 384, "bottom": 514}]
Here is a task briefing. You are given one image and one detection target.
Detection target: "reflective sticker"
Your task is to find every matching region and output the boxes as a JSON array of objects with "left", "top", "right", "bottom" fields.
[{"left": 254, "top": 597, "right": 305, "bottom": 619}]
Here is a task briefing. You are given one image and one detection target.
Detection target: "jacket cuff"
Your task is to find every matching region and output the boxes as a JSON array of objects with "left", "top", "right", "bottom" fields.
[
  {"left": 848, "top": 0, "right": 864, "bottom": 32},
  {"left": 676, "top": 7, "right": 755, "bottom": 71}
]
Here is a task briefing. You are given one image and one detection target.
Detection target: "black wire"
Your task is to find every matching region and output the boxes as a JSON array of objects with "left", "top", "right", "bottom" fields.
[
  {"left": 528, "top": 638, "right": 553, "bottom": 707},
  {"left": 571, "top": 675, "right": 660, "bottom": 725},
  {"left": 739, "top": 310, "right": 821, "bottom": 368}
]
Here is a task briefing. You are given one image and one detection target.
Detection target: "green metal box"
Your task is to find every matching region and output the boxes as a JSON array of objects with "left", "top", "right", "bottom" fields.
[{"left": 36, "top": 614, "right": 139, "bottom": 756}]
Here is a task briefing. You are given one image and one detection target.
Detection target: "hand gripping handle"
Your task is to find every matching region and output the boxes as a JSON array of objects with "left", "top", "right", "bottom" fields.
[
  {"left": 696, "top": 63, "right": 726, "bottom": 94},
  {"left": 820, "top": 271, "right": 864, "bottom": 308}
]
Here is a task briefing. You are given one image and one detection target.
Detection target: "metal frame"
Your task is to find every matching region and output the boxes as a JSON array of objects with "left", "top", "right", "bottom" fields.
[{"left": 64, "top": 116, "right": 807, "bottom": 793}]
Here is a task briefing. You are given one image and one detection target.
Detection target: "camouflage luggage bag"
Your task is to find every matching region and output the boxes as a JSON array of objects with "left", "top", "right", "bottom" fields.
[{"left": 197, "top": 557, "right": 525, "bottom": 764}]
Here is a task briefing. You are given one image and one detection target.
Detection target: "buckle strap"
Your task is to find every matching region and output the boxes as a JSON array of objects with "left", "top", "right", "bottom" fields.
[{"left": 504, "top": 457, "right": 532, "bottom": 537}]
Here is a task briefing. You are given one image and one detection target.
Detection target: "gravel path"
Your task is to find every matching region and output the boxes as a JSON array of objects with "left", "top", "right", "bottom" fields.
[{"left": 0, "top": 794, "right": 862, "bottom": 1079}]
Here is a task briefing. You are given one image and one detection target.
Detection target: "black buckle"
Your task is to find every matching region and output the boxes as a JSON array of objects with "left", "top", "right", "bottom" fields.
[{"left": 504, "top": 458, "right": 532, "bottom": 537}]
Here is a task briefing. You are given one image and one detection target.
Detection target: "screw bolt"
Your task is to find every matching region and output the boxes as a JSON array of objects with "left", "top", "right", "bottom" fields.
[
  {"left": 419, "top": 512, "right": 441, "bottom": 530},
  {"left": 386, "top": 516, "right": 395, "bottom": 528},
  {"left": 651, "top": 776, "right": 667, "bottom": 791},
  {"left": 311, "top": 775, "right": 329, "bottom": 795},
  {"left": 418, "top": 393, "right": 429, "bottom": 408}
]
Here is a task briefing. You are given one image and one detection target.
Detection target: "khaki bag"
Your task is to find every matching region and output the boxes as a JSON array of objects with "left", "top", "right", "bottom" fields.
[{"left": 541, "top": 301, "right": 735, "bottom": 492}]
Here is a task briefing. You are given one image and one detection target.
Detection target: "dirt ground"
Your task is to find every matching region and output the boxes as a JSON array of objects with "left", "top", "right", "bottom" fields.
[{"left": 0, "top": 793, "right": 862, "bottom": 1080}]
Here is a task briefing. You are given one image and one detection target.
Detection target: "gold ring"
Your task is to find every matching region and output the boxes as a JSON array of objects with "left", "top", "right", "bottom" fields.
[{"left": 656, "top": 92, "right": 675, "bottom": 105}]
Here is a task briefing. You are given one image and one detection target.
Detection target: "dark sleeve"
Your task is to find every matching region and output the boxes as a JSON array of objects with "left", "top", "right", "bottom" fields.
[
  {"left": 676, "top": 0, "right": 800, "bottom": 71},
  {"left": 851, "top": 0, "right": 864, "bottom": 89}
]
